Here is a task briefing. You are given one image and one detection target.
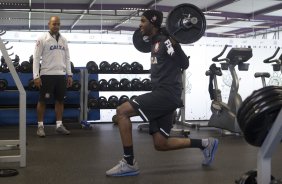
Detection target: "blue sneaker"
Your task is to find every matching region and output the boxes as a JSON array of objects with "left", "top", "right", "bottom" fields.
[
  {"left": 106, "top": 158, "right": 139, "bottom": 177},
  {"left": 202, "top": 138, "right": 219, "bottom": 166}
]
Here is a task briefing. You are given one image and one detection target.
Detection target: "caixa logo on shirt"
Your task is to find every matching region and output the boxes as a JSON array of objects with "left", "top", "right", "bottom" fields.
[{"left": 50, "top": 45, "right": 65, "bottom": 50}]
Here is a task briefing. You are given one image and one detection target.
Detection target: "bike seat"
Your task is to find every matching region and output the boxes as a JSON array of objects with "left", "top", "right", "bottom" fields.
[{"left": 254, "top": 72, "right": 270, "bottom": 78}]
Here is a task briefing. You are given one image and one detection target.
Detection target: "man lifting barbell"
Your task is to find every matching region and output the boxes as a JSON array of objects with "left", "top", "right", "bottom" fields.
[{"left": 106, "top": 5, "right": 219, "bottom": 177}]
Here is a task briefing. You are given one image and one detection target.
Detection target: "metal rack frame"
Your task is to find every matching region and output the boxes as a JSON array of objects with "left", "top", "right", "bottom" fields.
[
  {"left": 257, "top": 108, "right": 282, "bottom": 184},
  {"left": 0, "top": 31, "right": 26, "bottom": 167}
]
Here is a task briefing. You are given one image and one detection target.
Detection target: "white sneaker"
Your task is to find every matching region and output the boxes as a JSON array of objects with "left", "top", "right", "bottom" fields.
[
  {"left": 55, "top": 125, "right": 70, "bottom": 135},
  {"left": 202, "top": 138, "right": 219, "bottom": 166},
  {"left": 37, "top": 126, "right": 45, "bottom": 137},
  {"left": 106, "top": 158, "right": 139, "bottom": 177}
]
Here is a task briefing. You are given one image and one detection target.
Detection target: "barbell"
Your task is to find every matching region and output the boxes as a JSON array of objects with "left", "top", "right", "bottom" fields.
[{"left": 133, "top": 3, "right": 206, "bottom": 53}]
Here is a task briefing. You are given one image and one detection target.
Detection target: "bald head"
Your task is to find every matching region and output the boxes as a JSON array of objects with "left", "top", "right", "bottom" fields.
[{"left": 48, "top": 16, "right": 61, "bottom": 34}]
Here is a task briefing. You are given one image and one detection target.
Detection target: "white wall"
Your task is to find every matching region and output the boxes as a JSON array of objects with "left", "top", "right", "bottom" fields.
[{"left": 1, "top": 31, "right": 282, "bottom": 121}]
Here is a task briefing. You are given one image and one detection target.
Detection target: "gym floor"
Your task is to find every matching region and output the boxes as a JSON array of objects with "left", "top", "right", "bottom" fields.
[{"left": 0, "top": 122, "right": 281, "bottom": 184}]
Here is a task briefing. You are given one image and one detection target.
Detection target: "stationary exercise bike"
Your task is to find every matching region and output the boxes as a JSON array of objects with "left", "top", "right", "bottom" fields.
[
  {"left": 254, "top": 47, "right": 281, "bottom": 87},
  {"left": 206, "top": 45, "right": 252, "bottom": 133}
]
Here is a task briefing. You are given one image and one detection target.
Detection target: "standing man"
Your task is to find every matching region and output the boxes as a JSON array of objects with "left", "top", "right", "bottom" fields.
[
  {"left": 106, "top": 10, "right": 219, "bottom": 177},
  {"left": 33, "top": 16, "right": 73, "bottom": 137}
]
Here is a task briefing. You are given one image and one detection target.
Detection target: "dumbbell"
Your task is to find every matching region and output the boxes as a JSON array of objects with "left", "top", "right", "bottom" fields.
[
  {"left": 29, "top": 55, "right": 33, "bottom": 64},
  {"left": 27, "top": 79, "right": 37, "bottom": 91},
  {"left": 12, "top": 55, "right": 21, "bottom": 72},
  {"left": 0, "top": 79, "right": 8, "bottom": 91},
  {"left": 0, "top": 55, "right": 21, "bottom": 72},
  {"left": 110, "top": 62, "right": 121, "bottom": 73},
  {"left": 88, "top": 97, "right": 99, "bottom": 109},
  {"left": 0, "top": 65, "right": 9, "bottom": 73},
  {"left": 131, "top": 78, "right": 143, "bottom": 91},
  {"left": 108, "top": 95, "right": 119, "bottom": 108},
  {"left": 86, "top": 61, "right": 98, "bottom": 74},
  {"left": 99, "top": 61, "right": 111, "bottom": 73},
  {"left": 120, "top": 62, "right": 132, "bottom": 73},
  {"left": 119, "top": 95, "right": 129, "bottom": 105},
  {"left": 119, "top": 78, "right": 131, "bottom": 91},
  {"left": 108, "top": 78, "right": 120, "bottom": 91},
  {"left": 142, "top": 78, "right": 152, "bottom": 91},
  {"left": 98, "top": 96, "right": 108, "bottom": 108},
  {"left": 1, "top": 56, "right": 5, "bottom": 66},
  {"left": 71, "top": 62, "right": 80, "bottom": 74},
  {"left": 98, "top": 79, "right": 108, "bottom": 91},
  {"left": 1, "top": 56, "right": 9, "bottom": 73},
  {"left": 131, "top": 62, "right": 143, "bottom": 73},
  {"left": 130, "top": 95, "right": 138, "bottom": 101},
  {"left": 70, "top": 80, "right": 81, "bottom": 91},
  {"left": 20, "top": 60, "right": 32, "bottom": 73},
  {"left": 88, "top": 79, "right": 99, "bottom": 91}
]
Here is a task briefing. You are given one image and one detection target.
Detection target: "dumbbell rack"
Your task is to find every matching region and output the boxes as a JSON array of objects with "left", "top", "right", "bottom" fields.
[
  {"left": 0, "top": 31, "right": 26, "bottom": 167},
  {"left": 84, "top": 68, "right": 151, "bottom": 123},
  {"left": 256, "top": 108, "right": 282, "bottom": 184}
]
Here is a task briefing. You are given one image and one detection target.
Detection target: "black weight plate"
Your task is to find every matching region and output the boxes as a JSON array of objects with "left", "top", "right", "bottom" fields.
[
  {"left": 237, "top": 86, "right": 282, "bottom": 126},
  {"left": 237, "top": 170, "right": 275, "bottom": 184},
  {"left": 238, "top": 170, "right": 257, "bottom": 184},
  {"left": 242, "top": 93, "right": 282, "bottom": 130},
  {"left": 242, "top": 95, "right": 282, "bottom": 130},
  {"left": 238, "top": 92, "right": 282, "bottom": 134},
  {"left": 240, "top": 88, "right": 282, "bottom": 125},
  {"left": 240, "top": 86, "right": 282, "bottom": 112},
  {"left": 238, "top": 86, "right": 281, "bottom": 118},
  {"left": 166, "top": 3, "right": 206, "bottom": 44},
  {"left": 132, "top": 28, "right": 151, "bottom": 53},
  {"left": 237, "top": 89, "right": 282, "bottom": 131},
  {"left": 0, "top": 169, "right": 19, "bottom": 177},
  {"left": 244, "top": 99, "right": 282, "bottom": 146}
]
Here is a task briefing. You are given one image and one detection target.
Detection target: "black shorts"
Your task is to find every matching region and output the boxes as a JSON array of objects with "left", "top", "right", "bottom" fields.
[
  {"left": 39, "top": 75, "right": 66, "bottom": 103},
  {"left": 129, "top": 90, "right": 180, "bottom": 137}
]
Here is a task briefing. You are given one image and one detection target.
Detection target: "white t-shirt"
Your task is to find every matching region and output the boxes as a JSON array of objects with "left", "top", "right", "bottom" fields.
[{"left": 33, "top": 32, "right": 72, "bottom": 79}]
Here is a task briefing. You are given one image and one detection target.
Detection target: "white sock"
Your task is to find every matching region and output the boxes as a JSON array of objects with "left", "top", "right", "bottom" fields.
[
  {"left": 56, "top": 121, "right": 62, "bottom": 128},
  {"left": 202, "top": 139, "right": 209, "bottom": 148},
  {"left": 38, "top": 122, "right": 44, "bottom": 128}
]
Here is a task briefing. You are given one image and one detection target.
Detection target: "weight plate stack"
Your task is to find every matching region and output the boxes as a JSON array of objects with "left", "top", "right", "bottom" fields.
[{"left": 237, "top": 86, "right": 282, "bottom": 147}]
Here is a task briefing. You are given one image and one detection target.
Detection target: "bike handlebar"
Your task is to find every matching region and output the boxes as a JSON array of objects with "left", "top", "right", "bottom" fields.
[
  {"left": 263, "top": 47, "right": 280, "bottom": 63},
  {"left": 212, "top": 45, "right": 229, "bottom": 62}
]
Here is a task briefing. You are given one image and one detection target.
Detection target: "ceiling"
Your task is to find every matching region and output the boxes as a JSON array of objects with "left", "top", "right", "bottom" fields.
[{"left": 0, "top": 0, "right": 281, "bottom": 38}]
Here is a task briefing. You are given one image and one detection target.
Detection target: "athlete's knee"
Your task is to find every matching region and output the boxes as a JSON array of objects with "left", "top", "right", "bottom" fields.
[
  {"left": 115, "top": 105, "right": 130, "bottom": 123},
  {"left": 116, "top": 106, "right": 127, "bottom": 117},
  {"left": 154, "top": 141, "right": 168, "bottom": 151},
  {"left": 116, "top": 102, "right": 134, "bottom": 117},
  {"left": 153, "top": 133, "right": 169, "bottom": 151}
]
